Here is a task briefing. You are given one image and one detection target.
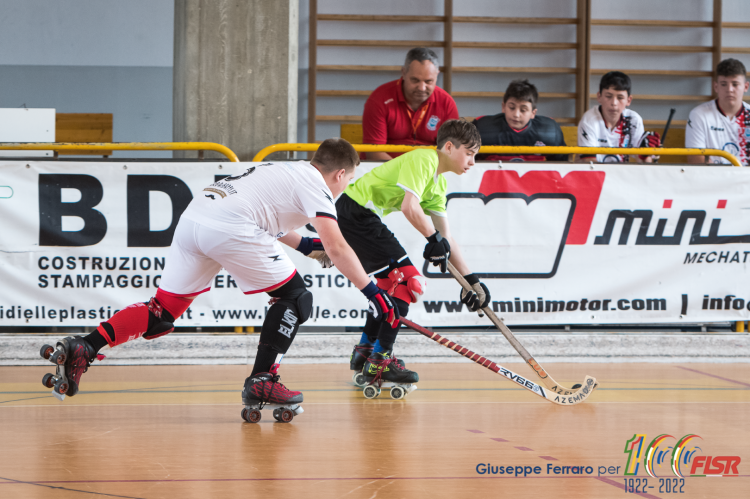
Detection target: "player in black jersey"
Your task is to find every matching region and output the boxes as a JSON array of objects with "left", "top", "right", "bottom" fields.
[{"left": 473, "top": 79, "right": 567, "bottom": 162}]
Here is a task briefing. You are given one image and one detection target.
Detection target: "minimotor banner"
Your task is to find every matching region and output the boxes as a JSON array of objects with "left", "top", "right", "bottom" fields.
[{"left": 1, "top": 160, "right": 749, "bottom": 327}]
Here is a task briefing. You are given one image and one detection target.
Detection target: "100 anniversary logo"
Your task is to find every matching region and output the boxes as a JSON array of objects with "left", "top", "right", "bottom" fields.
[{"left": 624, "top": 433, "right": 741, "bottom": 477}]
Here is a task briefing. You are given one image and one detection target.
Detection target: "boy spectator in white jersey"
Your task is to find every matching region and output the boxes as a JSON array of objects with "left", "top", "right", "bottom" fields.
[
  {"left": 39, "top": 139, "right": 399, "bottom": 411},
  {"left": 578, "top": 71, "right": 661, "bottom": 163},
  {"left": 473, "top": 79, "right": 567, "bottom": 162},
  {"left": 686, "top": 58, "right": 750, "bottom": 165}
]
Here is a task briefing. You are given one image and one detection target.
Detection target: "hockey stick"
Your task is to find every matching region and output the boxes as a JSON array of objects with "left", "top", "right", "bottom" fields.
[
  {"left": 400, "top": 317, "right": 596, "bottom": 405},
  {"left": 447, "top": 262, "right": 597, "bottom": 397},
  {"left": 653, "top": 108, "right": 676, "bottom": 164}
]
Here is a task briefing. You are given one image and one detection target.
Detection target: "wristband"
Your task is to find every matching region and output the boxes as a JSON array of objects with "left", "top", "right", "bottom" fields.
[
  {"left": 296, "top": 237, "right": 314, "bottom": 255},
  {"left": 361, "top": 281, "right": 379, "bottom": 299}
]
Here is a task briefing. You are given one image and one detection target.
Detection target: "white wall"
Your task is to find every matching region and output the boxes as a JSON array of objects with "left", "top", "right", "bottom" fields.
[{"left": 0, "top": 0, "right": 173, "bottom": 157}]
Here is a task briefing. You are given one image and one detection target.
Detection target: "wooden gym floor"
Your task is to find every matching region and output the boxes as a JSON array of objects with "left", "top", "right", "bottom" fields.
[{"left": 0, "top": 362, "right": 748, "bottom": 498}]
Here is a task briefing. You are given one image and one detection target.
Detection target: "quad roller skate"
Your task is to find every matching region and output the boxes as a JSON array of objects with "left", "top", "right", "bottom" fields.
[
  {"left": 361, "top": 350, "right": 418, "bottom": 400},
  {"left": 39, "top": 336, "right": 96, "bottom": 401},
  {"left": 240, "top": 365, "right": 303, "bottom": 424},
  {"left": 350, "top": 343, "right": 406, "bottom": 388}
]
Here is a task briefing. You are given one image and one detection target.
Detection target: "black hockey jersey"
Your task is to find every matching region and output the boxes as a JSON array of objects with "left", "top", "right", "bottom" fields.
[{"left": 473, "top": 113, "right": 567, "bottom": 161}]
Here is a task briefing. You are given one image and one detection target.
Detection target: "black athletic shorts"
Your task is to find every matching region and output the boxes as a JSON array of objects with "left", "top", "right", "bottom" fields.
[{"left": 336, "top": 193, "right": 408, "bottom": 274}]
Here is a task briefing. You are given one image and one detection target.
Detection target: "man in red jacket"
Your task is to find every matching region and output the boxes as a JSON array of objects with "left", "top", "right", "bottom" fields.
[{"left": 363, "top": 47, "right": 459, "bottom": 160}]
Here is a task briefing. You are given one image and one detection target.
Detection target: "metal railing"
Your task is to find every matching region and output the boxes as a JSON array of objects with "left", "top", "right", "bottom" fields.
[
  {"left": 0, "top": 142, "right": 240, "bottom": 162},
  {"left": 252, "top": 143, "right": 742, "bottom": 166}
]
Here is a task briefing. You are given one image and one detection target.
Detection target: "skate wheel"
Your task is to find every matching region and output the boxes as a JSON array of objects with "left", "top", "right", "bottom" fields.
[
  {"left": 390, "top": 386, "right": 405, "bottom": 400},
  {"left": 241, "top": 408, "right": 261, "bottom": 423},
  {"left": 272, "top": 408, "right": 282, "bottom": 421},
  {"left": 42, "top": 373, "right": 55, "bottom": 388},
  {"left": 40, "top": 345, "right": 54, "bottom": 360},
  {"left": 352, "top": 372, "right": 366, "bottom": 387},
  {"left": 50, "top": 350, "right": 66, "bottom": 366},
  {"left": 279, "top": 409, "right": 294, "bottom": 423},
  {"left": 363, "top": 385, "right": 380, "bottom": 399},
  {"left": 55, "top": 379, "right": 69, "bottom": 395},
  {"left": 572, "top": 384, "right": 582, "bottom": 389}
]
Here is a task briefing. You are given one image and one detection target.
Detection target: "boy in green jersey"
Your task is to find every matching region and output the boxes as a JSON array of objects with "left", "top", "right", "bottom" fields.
[{"left": 337, "top": 120, "right": 492, "bottom": 389}]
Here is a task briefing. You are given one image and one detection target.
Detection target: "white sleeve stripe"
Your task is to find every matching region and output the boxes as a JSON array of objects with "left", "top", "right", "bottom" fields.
[
  {"left": 429, "top": 210, "right": 448, "bottom": 217},
  {"left": 397, "top": 183, "right": 421, "bottom": 199}
]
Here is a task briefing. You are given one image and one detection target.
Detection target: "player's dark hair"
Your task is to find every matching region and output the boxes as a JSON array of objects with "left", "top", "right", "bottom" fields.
[
  {"left": 716, "top": 58, "right": 747, "bottom": 78},
  {"left": 437, "top": 119, "right": 481, "bottom": 151},
  {"left": 504, "top": 79, "right": 538, "bottom": 108},
  {"left": 311, "top": 138, "right": 360, "bottom": 174},
  {"left": 404, "top": 47, "right": 439, "bottom": 71},
  {"left": 599, "top": 71, "right": 632, "bottom": 95}
]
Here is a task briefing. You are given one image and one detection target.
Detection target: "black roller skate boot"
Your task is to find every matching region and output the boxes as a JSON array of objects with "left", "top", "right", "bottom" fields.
[
  {"left": 361, "top": 350, "right": 418, "bottom": 400},
  {"left": 350, "top": 343, "right": 373, "bottom": 387},
  {"left": 350, "top": 343, "right": 406, "bottom": 387},
  {"left": 240, "top": 367, "right": 304, "bottom": 423},
  {"left": 40, "top": 336, "right": 97, "bottom": 401}
]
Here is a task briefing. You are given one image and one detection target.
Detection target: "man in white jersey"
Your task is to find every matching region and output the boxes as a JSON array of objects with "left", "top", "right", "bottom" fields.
[
  {"left": 686, "top": 58, "right": 750, "bottom": 166},
  {"left": 578, "top": 71, "right": 661, "bottom": 163},
  {"left": 38, "top": 138, "right": 398, "bottom": 413}
]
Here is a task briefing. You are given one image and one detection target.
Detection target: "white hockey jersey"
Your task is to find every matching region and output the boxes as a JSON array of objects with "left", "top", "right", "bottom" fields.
[
  {"left": 685, "top": 99, "right": 750, "bottom": 166},
  {"left": 577, "top": 106, "right": 646, "bottom": 163},
  {"left": 182, "top": 162, "right": 337, "bottom": 238}
]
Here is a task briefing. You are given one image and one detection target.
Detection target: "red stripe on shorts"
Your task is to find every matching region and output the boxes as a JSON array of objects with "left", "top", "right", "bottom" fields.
[{"left": 157, "top": 287, "right": 211, "bottom": 298}]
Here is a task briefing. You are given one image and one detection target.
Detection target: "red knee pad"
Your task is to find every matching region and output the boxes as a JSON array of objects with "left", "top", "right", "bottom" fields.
[
  {"left": 381, "top": 265, "right": 425, "bottom": 304},
  {"left": 154, "top": 288, "right": 192, "bottom": 319}
]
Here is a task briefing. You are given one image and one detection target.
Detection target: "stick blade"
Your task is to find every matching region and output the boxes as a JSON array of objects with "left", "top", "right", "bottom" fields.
[{"left": 547, "top": 376, "right": 598, "bottom": 406}]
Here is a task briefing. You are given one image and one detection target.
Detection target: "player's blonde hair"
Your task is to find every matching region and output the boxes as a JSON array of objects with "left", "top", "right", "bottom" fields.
[{"left": 311, "top": 138, "right": 360, "bottom": 174}]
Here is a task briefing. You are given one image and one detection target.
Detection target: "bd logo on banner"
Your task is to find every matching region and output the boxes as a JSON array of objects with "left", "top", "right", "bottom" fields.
[{"left": 38, "top": 174, "right": 192, "bottom": 247}]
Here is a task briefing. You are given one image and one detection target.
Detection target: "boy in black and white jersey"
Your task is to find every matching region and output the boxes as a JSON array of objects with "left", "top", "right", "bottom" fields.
[
  {"left": 686, "top": 58, "right": 750, "bottom": 165},
  {"left": 577, "top": 71, "right": 661, "bottom": 163}
]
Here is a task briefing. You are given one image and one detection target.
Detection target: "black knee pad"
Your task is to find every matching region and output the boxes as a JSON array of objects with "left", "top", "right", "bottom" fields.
[
  {"left": 261, "top": 273, "right": 312, "bottom": 354},
  {"left": 143, "top": 297, "right": 176, "bottom": 340}
]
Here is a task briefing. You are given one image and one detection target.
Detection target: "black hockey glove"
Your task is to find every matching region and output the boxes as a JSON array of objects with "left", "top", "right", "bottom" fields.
[
  {"left": 361, "top": 282, "right": 400, "bottom": 328},
  {"left": 460, "top": 274, "right": 490, "bottom": 312},
  {"left": 296, "top": 237, "right": 333, "bottom": 268},
  {"left": 423, "top": 231, "right": 451, "bottom": 273}
]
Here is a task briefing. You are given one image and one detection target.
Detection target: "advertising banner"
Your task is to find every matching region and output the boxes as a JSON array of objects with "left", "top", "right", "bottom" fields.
[{"left": 1, "top": 160, "right": 749, "bottom": 327}]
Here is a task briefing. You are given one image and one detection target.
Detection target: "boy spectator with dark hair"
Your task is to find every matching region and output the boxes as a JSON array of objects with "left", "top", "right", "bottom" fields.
[
  {"left": 686, "top": 58, "right": 750, "bottom": 165},
  {"left": 578, "top": 71, "right": 660, "bottom": 163},
  {"left": 362, "top": 47, "right": 459, "bottom": 161},
  {"left": 472, "top": 79, "right": 567, "bottom": 161}
]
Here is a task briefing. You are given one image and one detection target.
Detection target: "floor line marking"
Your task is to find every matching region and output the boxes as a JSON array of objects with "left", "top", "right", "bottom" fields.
[
  {"left": 0, "top": 475, "right": 145, "bottom": 498},
  {"left": 675, "top": 366, "right": 750, "bottom": 388}
]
